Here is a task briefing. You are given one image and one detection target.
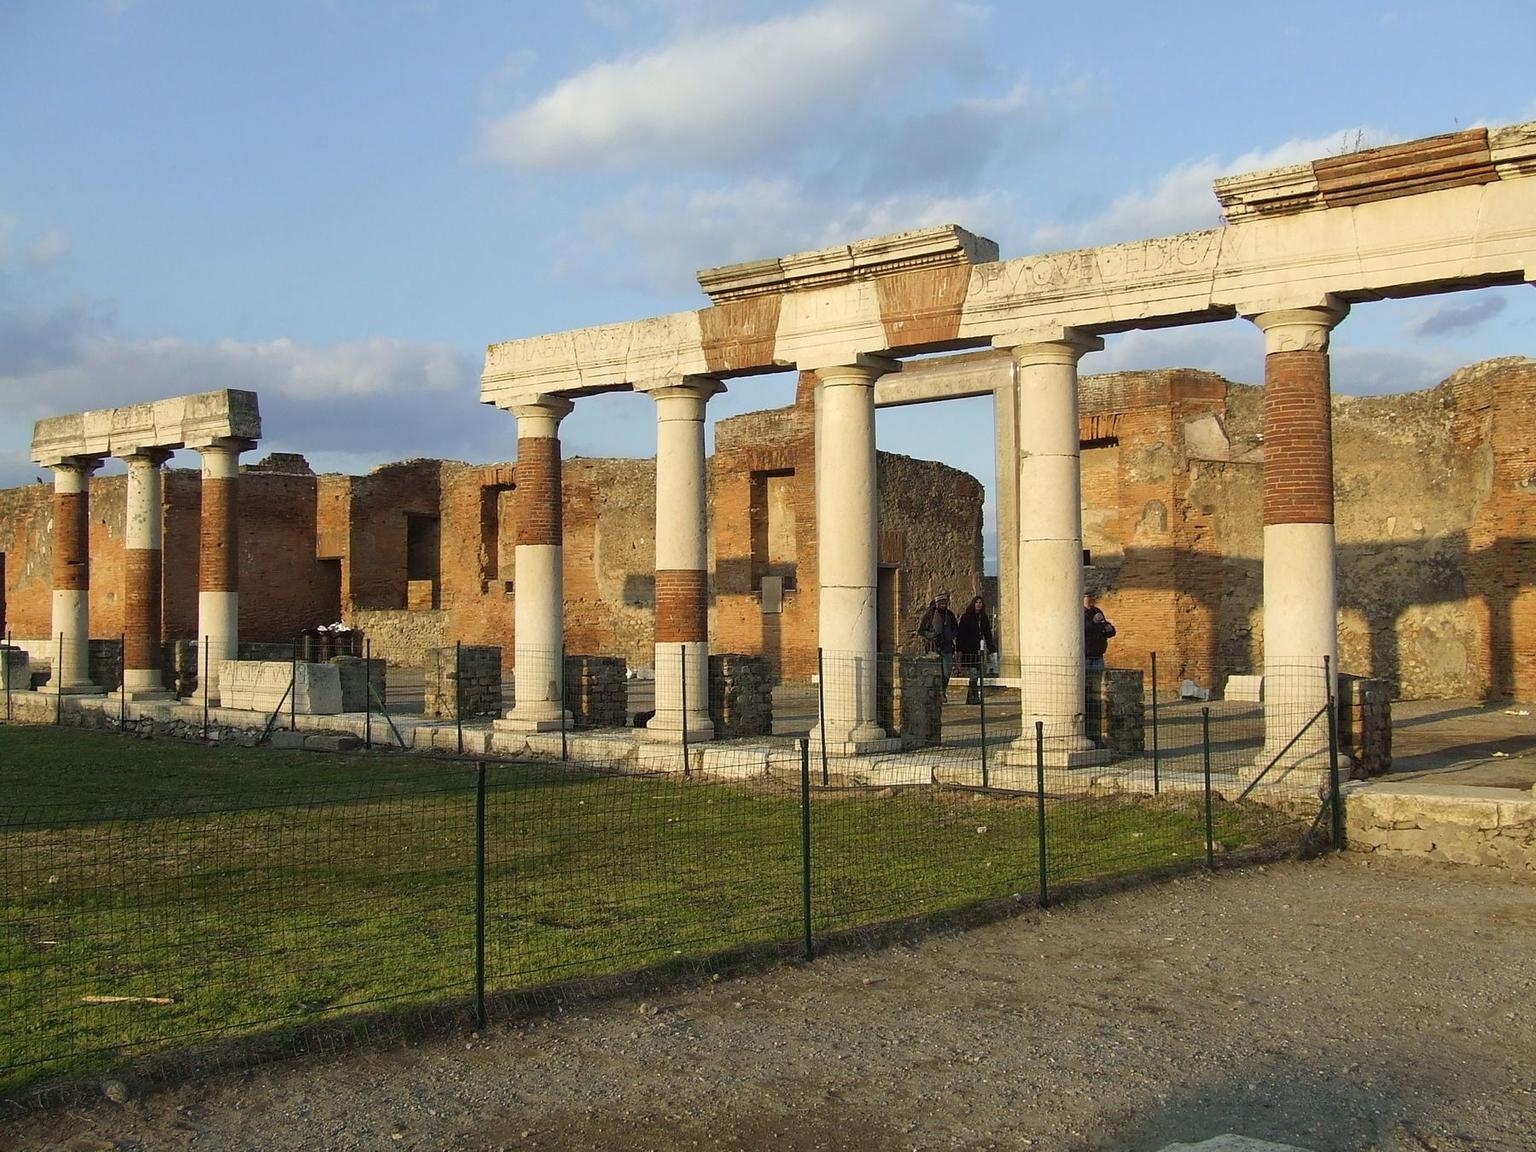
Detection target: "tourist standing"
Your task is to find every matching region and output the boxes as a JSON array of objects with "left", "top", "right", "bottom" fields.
[
  {"left": 919, "top": 592, "right": 960, "bottom": 694},
  {"left": 1083, "top": 592, "right": 1116, "bottom": 671},
  {"left": 956, "top": 594, "right": 995, "bottom": 705}
]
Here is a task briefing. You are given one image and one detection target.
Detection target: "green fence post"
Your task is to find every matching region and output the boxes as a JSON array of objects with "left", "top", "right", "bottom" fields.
[
  {"left": 560, "top": 644, "right": 569, "bottom": 762},
  {"left": 289, "top": 637, "right": 297, "bottom": 731},
  {"left": 118, "top": 632, "right": 126, "bottom": 730},
  {"left": 4, "top": 631, "right": 11, "bottom": 722},
  {"left": 1202, "top": 705, "right": 1215, "bottom": 869},
  {"left": 456, "top": 640, "right": 464, "bottom": 756},
  {"left": 1150, "top": 651, "right": 1161, "bottom": 794},
  {"left": 1035, "top": 720, "right": 1048, "bottom": 908},
  {"left": 680, "top": 644, "right": 689, "bottom": 775},
  {"left": 816, "top": 648, "right": 829, "bottom": 786},
  {"left": 364, "top": 638, "right": 373, "bottom": 750},
  {"left": 202, "top": 634, "right": 210, "bottom": 741},
  {"left": 55, "top": 631, "right": 63, "bottom": 726},
  {"left": 1325, "top": 655, "right": 1343, "bottom": 852},
  {"left": 474, "top": 760, "right": 487, "bottom": 1029},
  {"left": 979, "top": 641, "right": 989, "bottom": 788},
  {"left": 800, "top": 736, "right": 813, "bottom": 961}
]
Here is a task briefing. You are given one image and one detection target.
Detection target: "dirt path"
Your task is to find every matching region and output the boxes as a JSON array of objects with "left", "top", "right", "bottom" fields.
[{"left": 7, "top": 855, "right": 1533, "bottom": 1152}]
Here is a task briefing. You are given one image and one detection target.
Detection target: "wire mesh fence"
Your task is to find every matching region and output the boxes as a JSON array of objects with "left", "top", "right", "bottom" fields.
[{"left": 1, "top": 643, "right": 1341, "bottom": 1107}]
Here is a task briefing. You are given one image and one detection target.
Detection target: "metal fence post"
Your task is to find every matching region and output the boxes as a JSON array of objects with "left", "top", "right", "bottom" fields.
[
  {"left": 118, "top": 632, "right": 126, "bottom": 730},
  {"left": 455, "top": 640, "right": 464, "bottom": 756},
  {"left": 1150, "top": 651, "right": 1161, "bottom": 794},
  {"left": 560, "top": 644, "right": 569, "bottom": 762},
  {"left": 474, "top": 760, "right": 487, "bottom": 1029},
  {"left": 680, "top": 644, "right": 689, "bottom": 774},
  {"left": 1035, "top": 720, "right": 1048, "bottom": 908},
  {"left": 289, "top": 637, "right": 297, "bottom": 731},
  {"left": 55, "top": 631, "right": 63, "bottom": 726},
  {"left": 978, "top": 640, "right": 989, "bottom": 788},
  {"left": 1325, "top": 655, "right": 1343, "bottom": 852},
  {"left": 364, "top": 638, "right": 373, "bottom": 750},
  {"left": 1202, "top": 705, "right": 1215, "bottom": 869},
  {"left": 800, "top": 736, "right": 813, "bottom": 961},
  {"left": 202, "top": 634, "right": 210, "bottom": 740},
  {"left": 816, "top": 647, "right": 829, "bottom": 786},
  {"left": 4, "top": 630, "right": 11, "bottom": 722}
]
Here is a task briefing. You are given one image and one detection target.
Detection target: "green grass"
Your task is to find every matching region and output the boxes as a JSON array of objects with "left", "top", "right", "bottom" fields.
[{"left": 0, "top": 726, "right": 1305, "bottom": 1097}]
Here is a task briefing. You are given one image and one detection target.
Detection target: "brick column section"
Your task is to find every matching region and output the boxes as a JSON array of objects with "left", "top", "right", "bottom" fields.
[
  {"left": 121, "top": 449, "right": 174, "bottom": 699},
  {"left": 196, "top": 440, "right": 246, "bottom": 703},
  {"left": 645, "top": 376, "right": 722, "bottom": 742},
  {"left": 815, "top": 356, "right": 897, "bottom": 752},
  {"left": 1000, "top": 331, "right": 1108, "bottom": 768},
  {"left": 500, "top": 396, "right": 575, "bottom": 732},
  {"left": 47, "top": 457, "right": 101, "bottom": 693},
  {"left": 1251, "top": 301, "right": 1348, "bottom": 778}
]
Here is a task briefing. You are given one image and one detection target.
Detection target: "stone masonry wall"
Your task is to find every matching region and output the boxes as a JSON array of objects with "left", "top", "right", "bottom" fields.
[
  {"left": 709, "top": 653, "right": 774, "bottom": 739},
  {"left": 424, "top": 644, "right": 501, "bottom": 719}
]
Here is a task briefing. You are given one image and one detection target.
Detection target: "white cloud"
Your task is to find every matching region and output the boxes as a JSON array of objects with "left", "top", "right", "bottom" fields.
[
  {"left": 1410, "top": 293, "right": 1509, "bottom": 338},
  {"left": 478, "top": 0, "right": 980, "bottom": 171},
  {"left": 1034, "top": 128, "right": 1395, "bottom": 250}
]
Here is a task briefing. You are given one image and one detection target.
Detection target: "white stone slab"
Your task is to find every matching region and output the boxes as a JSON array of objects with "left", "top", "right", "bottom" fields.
[
  {"left": 1225, "top": 674, "right": 1264, "bottom": 702},
  {"left": 217, "top": 660, "right": 342, "bottom": 715}
]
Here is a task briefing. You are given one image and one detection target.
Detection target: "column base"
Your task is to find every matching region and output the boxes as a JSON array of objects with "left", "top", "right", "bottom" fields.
[
  {"left": 1000, "top": 737, "right": 1110, "bottom": 769},
  {"left": 108, "top": 687, "right": 176, "bottom": 704},
  {"left": 642, "top": 716, "right": 716, "bottom": 743},
  {"left": 816, "top": 721, "right": 901, "bottom": 756},
  {"left": 494, "top": 711, "right": 573, "bottom": 734},
  {"left": 38, "top": 682, "right": 103, "bottom": 697}
]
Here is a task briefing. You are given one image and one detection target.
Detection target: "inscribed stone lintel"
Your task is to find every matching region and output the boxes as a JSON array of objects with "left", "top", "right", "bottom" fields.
[
  {"left": 31, "top": 390, "right": 261, "bottom": 467},
  {"left": 697, "top": 225, "right": 1000, "bottom": 304}
]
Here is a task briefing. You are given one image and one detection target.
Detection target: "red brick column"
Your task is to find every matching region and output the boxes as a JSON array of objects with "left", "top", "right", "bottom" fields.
[
  {"left": 196, "top": 440, "right": 248, "bottom": 702},
  {"left": 121, "top": 448, "right": 173, "bottom": 697},
  {"left": 1251, "top": 301, "right": 1348, "bottom": 778},
  {"left": 47, "top": 457, "right": 101, "bottom": 692}
]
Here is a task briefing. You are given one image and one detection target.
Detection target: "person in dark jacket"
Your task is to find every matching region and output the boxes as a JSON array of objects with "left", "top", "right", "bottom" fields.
[
  {"left": 918, "top": 592, "right": 960, "bottom": 694},
  {"left": 1083, "top": 592, "right": 1116, "bottom": 670},
  {"left": 956, "top": 594, "right": 996, "bottom": 705}
]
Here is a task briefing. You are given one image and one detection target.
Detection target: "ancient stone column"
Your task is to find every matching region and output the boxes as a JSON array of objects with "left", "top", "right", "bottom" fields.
[
  {"left": 196, "top": 440, "right": 244, "bottom": 702},
  {"left": 120, "top": 448, "right": 173, "bottom": 699},
  {"left": 815, "top": 357, "right": 897, "bottom": 752},
  {"left": 1251, "top": 301, "right": 1348, "bottom": 773},
  {"left": 1003, "top": 332, "right": 1108, "bottom": 767},
  {"left": 645, "top": 376, "right": 722, "bottom": 742},
  {"left": 501, "top": 396, "right": 574, "bottom": 732},
  {"left": 47, "top": 457, "right": 101, "bottom": 693}
]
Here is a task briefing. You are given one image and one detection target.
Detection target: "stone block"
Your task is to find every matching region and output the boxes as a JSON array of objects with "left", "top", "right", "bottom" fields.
[
  {"left": 218, "top": 660, "right": 342, "bottom": 715},
  {"left": 0, "top": 646, "right": 30, "bottom": 690},
  {"left": 269, "top": 730, "right": 306, "bottom": 749},
  {"left": 1224, "top": 674, "right": 1264, "bottom": 702},
  {"left": 1086, "top": 668, "right": 1144, "bottom": 753},
  {"left": 564, "top": 654, "right": 627, "bottom": 729},
  {"left": 303, "top": 733, "right": 360, "bottom": 753},
  {"left": 709, "top": 653, "right": 774, "bottom": 738},
  {"left": 877, "top": 654, "right": 942, "bottom": 748}
]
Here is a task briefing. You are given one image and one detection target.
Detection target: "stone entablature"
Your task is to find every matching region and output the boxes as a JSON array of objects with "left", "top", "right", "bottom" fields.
[
  {"left": 481, "top": 121, "right": 1536, "bottom": 409},
  {"left": 31, "top": 390, "right": 261, "bottom": 466}
]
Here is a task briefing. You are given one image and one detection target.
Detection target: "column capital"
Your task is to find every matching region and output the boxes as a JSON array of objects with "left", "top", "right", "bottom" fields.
[
  {"left": 1247, "top": 296, "right": 1349, "bottom": 354},
  {"left": 512, "top": 395, "right": 575, "bottom": 435},
  {"left": 636, "top": 374, "right": 725, "bottom": 403},
  {"left": 49, "top": 456, "right": 103, "bottom": 491},
  {"left": 995, "top": 329, "right": 1104, "bottom": 367},
  {"left": 119, "top": 447, "right": 174, "bottom": 468},
  {"left": 188, "top": 436, "right": 256, "bottom": 454},
  {"left": 816, "top": 354, "right": 899, "bottom": 389}
]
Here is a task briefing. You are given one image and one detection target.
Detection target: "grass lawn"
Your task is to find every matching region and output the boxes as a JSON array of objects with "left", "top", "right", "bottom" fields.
[{"left": 0, "top": 726, "right": 1306, "bottom": 1096}]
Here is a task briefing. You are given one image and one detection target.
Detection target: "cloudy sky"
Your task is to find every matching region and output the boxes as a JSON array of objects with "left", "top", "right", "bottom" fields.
[{"left": 3, "top": 0, "right": 1534, "bottom": 562}]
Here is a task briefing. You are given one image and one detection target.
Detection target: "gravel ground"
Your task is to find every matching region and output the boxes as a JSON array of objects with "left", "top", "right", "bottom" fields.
[{"left": 6, "top": 854, "right": 1532, "bottom": 1152}]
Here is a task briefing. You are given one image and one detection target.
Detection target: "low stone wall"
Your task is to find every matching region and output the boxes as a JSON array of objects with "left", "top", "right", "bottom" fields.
[
  {"left": 425, "top": 645, "right": 501, "bottom": 719},
  {"left": 709, "top": 654, "right": 773, "bottom": 739},
  {"left": 878, "top": 655, "right": 943, "bottom": 749},
  {"left": 1087, "top": 669, "right": 1145, "bottom": 753},
  {"left": 1338, "top": 675, "right": 1392, "bottom": 775},
  {"left": 1345, "top": 782, "right": 1536, "bottom": 870},
  {"left": 349, "top": 609, "right": 451, "bottom": 667},
  {"left": 564, "top": 655, "right": 627, "bottom": 729}
]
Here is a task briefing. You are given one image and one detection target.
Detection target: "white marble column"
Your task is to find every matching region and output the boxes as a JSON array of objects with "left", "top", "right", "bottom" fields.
[
  {"left": 1250, "top": 301, "right": 1348, "bottom": 777},
  {"left": 1003, "top": 332, "right": 1107, "bottom": 767},
  {"left": 46, "top": 457, "right": 102, "bottom": 693},
  {"left": 645, "top": 376, "right": 722, "bottom": 742},
  {"left": 501, "top": 396, "right": 574, "bottom": 732},
  {"left": 815, "top": 357, "right": 897, "bottom": 752},
  {"left": 196, "top": 440, "right": 245, "bottom": 703},
  {"left": 120, "top": 448, "right": 173, "bottom": 699}
]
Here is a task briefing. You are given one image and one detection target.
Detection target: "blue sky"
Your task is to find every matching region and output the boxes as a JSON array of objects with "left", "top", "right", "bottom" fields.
[{"left": 3, "top": 0, "right": 1534, "bottom": 564}]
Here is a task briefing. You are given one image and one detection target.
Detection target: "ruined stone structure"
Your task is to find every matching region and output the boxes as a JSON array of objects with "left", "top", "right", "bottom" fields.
[
  {"left": 23, "top": 390, "right": 260, "bottom": 702},
  {"left": 476, "top": 122, "right": 1536, "bottom": 763}
]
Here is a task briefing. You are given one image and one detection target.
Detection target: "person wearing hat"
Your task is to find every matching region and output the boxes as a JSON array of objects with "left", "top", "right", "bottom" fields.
[{"left": 917, "top": 591, "right": 960, "bottom": 695}]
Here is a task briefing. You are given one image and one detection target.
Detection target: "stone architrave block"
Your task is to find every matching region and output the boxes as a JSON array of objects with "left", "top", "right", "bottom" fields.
[
  {"left": 218, "top": 660, "right": 342, "bottom": 715},
  {"left": 0, "top": 646, "right": 30, "bottom": 690},
  {"left": 1224, "top": 674, "right": 1264, "bottom": 702}
]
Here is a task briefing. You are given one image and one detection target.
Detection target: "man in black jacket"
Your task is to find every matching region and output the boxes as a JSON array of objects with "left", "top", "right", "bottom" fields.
[{"left": 1083, "top": 592, "right": 1116, "bottom": 671}]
